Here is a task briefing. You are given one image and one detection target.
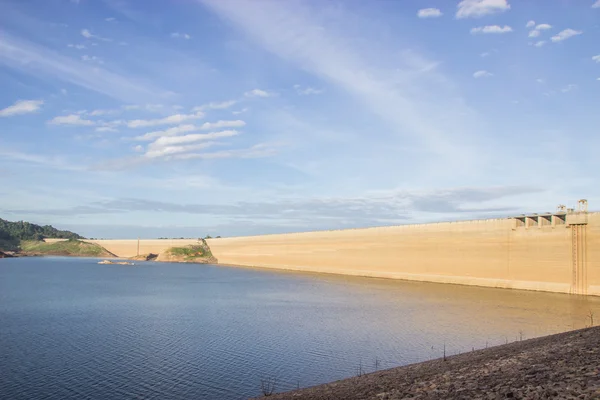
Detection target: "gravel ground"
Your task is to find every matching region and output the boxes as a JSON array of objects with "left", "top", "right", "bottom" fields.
[{"left": 261, "top": 326, "right": 600, "bottom": 400}]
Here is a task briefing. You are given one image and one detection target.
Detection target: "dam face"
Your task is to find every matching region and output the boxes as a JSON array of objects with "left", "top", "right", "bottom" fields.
[
  {"left": 205, "top": 211, "right": 600, "bottom": 296},
  {"left": 84, "top": 210, "right": 599, "bottom": 296}
]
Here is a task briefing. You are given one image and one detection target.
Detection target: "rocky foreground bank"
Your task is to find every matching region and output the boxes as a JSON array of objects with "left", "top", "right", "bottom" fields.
[{"left": 263, "top": 326, "right": 600, "bottom": 399}]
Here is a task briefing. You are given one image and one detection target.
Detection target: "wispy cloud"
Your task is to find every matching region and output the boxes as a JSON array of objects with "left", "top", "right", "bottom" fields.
[
  {"left": 0, "top": 32, "right": 162, "bottom": 103},
  {"left": 593, "top": 0, "right": 600, "bottom": 8},
  {"left": 170, "top": 32, "right": 191, "bottom": 39},
  {"left": 193, "top": 100, "right": 237, "bottom": 111},
  {"left": 551, "top": 29, "right": 582, "bottom": 43},
  {"left": 592, "top": 55, "right": 600, "bottom": 63},
  {"left": 456, "top": 0, "right": 511, "bottom": 19},
  {"left": 417, "top": 8, "right": 443, "bottom": 18},
  {"left": 0, "top": 100, "right": 43, "bottom": 117},
  {"left": 81, "top": 28, "right": 111, "bottom": 42},
  {"left": 48, "top": 114, "right": 95, "bottom": 126},
  {"left": 293, "top": 85, "right": 323, "bottom": 95},
  {"left": 200, "top": 0, "right": 475, "bottom": 159},
  {"left": 144, "top": 130, "right": 240, "bottom": 158},
  {"left": 67, "top": 44, "right": 86, "bottom": 50},
  {"left": 244, "top": 89, "right": 276, "bottom": 97},
  {"left": 561, "top": 84, "right": 577, "bottom": 93},
  {"left": 126, "top": 111, "right": 205, "bottom": 128},
  {"left": 81, "top": 55, "right": 103, "bottom": 64},
  {"left": 96, "top": 126, "right": 118, "bottom": 133},
  {"left": 473, "top": 70, "right": 493, "bottom": 78},
  {"left": 7, "top": 186, "right": 539, "bottom": 225},
  {"left": 470, "top": 25, "right": 513, "bottom": 34},
  {"left": 533, "top": 41, "right": 546, "bottom": 47},
  {"left": 132, "top": 120, "right": 246, "bottom": 141},
  {"left": 105, "top": 17, "right": 116, "bottom": 22},
  {"left": 526, "top": 20, "right": 535, "bottom": 28}
]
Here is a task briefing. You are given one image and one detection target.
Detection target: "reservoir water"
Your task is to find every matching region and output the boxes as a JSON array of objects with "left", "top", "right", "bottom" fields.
[{"left": 1, "top": 257, "right": 599, "bottom": 399}]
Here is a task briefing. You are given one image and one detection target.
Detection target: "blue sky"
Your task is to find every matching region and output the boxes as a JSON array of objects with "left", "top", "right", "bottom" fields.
[{"left": 1, "top": 0, "right": 599, "bottom": 238}]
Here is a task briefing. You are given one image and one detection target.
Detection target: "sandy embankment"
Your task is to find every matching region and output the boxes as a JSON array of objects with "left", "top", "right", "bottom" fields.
[
  {"left": 84, "top": 239, "right": 201, "bottom": 258},
  {"left": 263, "top": 326, "right": 600, "bottom": 399}
]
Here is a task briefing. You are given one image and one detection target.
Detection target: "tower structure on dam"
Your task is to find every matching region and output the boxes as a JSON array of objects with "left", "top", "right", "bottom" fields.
[{"left": 511, "top": 200, "right": 590, "bottom": 295}]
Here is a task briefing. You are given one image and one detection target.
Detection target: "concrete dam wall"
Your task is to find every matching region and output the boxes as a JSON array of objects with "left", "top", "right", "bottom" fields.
[
  {"left": 205, "top": 211, "right": 600, "bottom": 296},
  {"left": 83, "top": 210, "right": 600, "bottom": 296}
]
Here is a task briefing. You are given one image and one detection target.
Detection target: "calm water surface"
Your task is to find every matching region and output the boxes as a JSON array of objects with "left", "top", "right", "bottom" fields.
[{"left": 1, "top": 257, "right": 599, "bottom": 399}]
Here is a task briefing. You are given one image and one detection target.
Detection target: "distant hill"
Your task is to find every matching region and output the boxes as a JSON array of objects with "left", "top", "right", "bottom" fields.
[{"left": 0, "top": 218, "right": 83, "bottom": 250}]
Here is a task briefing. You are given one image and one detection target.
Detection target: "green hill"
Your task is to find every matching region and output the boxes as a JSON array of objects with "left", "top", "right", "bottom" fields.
[
  {"left": 0, "top": 218, "right": 83, "bottom": 251},
  {"left": 19, "top": 239, "right": 115, "bottom": 257}
]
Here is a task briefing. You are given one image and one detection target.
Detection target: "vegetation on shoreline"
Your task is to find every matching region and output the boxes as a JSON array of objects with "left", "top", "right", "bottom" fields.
[
  {"left": 0, "top": 218, "right": 83, "bottom": 251},
  {"left": 19, "top": 239, "right": 115, "bottom": 257},
  {"left": 156, "top": 240, "right": 218, "bottom": 263}
]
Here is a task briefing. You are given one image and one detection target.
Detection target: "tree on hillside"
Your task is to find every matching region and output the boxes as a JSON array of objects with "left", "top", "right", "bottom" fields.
[{"left": 0, "top": 218, "right": 84, "bottom": 243}]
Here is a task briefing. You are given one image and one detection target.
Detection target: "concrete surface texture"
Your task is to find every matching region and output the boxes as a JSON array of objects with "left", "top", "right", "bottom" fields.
[
  {"left": 87, "top": 212, "right": 600, "bottom": 296},
  {"left": 205, "top": 212, "right": 600, "bottom": 296}
]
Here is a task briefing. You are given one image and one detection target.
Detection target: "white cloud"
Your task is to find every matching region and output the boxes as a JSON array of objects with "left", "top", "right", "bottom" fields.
[
  {"left": 145, "top": 142, "right": 218, "bottom": 158},
  {"left": 133, "top": 124, "right": 199, "bottom": 141},
  {"left": 232, "top": 108, "right": 248, "bottom": 115},
  {"left": 198, "top": 120, "right": 246, "bottom": 130},
  {"left": 67, "top": 44, "right": 86, "bottom": 50},
  {"left": 126, "top": 112, "right": 205, "bottom": 128},
  {"left": 528, "top": 24, "right": 552, "bottom": 38},
  {"left": 105, "top": 17, "right": 116, "bottom": 22},
  {"left": 0, "top": 99, "right": 44, "bottom": 117},
  {"left": 561, "top": 84, "right": 577, "bottom": 93},
  {"left": 480, "top": 52, "right": 491, "bottom": 57},
  {"left": 470, "top": 25, "right": 513, "bottom": 34},
  {"left": 551, "top": 29, "right": 582, "bottom": 43},
  {"left": 81, "top": 28, "right": 111, "bottom": 42},
  {"left": 456, "top": 0, "right": 510, "bottom": 19},
  {"left": 593, "top": 0, "right": 600, "bottom": 8},
  {"left": 60, "top": 88, "right": 68, "bottom": 95},
  {"left": 473, "top": 70, "right": 493, "bottom": 78},
  {"left": 96, "top": 126, "right": 118, "bottom": 133},
  {"left": 88, "top": 109, "right": 120, "bottom": 116},
  {"left": 122, "top": 104, "right": 165, "bottom": 112},
  {"left": 132, "top": 120, "right": 246, "bottom": 141},
  {"left": 48, "top": 114, "right": 94, "bottom": 126},
  {"left": 170, "top": 32, "right": 191, "bottom": 39},
  {"left": 244, "top": 88, "right": 276, "bottom": 97},
  {"left": 293, "top": 85, "right": 323, "bottom": 95},
  {"left": 526, "top": 20, "right": 535, "bottom": 28},
  {"left": 534, "top": 41, "right": 546, "bottom": 47},
  {"left": 592, "top": 55, "right": 600, "bottom": 63},
  {"left": 417, "top": 8, "right": 443, "bottom": 18},
  {"left": 144, "top": 130, "right": 240, "bottom": 158},
  {"left": 151, "top": 130, "right": 240, "bottom": 147},
  {"left": 81, "top": 55, "right": 103, "bottom": 64},
  {"left": 193, "top": 100, "right": 237, "bottom": 111},
  {"left": 536, "top": 78, "right": 544, "bottom": 84}
]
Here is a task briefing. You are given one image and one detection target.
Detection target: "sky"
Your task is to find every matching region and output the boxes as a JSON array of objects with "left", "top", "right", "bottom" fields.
[{"left": 1, "top": 0, "right": 599, "bottom": 239}]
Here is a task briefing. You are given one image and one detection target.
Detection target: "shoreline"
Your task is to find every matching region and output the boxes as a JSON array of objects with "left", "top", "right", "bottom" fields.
[{"left": 261, "top": 326, "right": 600, "bottom": 399}]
